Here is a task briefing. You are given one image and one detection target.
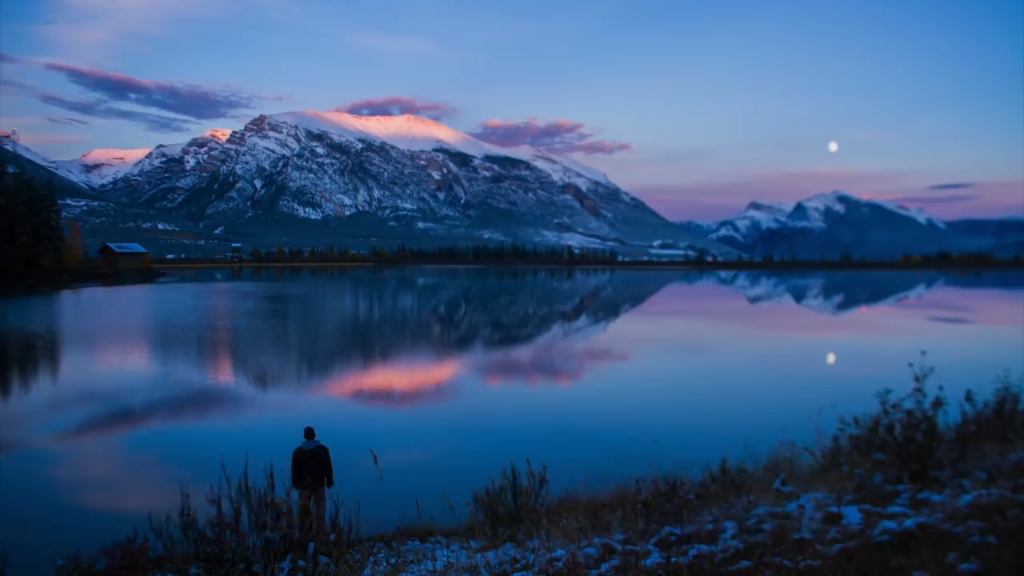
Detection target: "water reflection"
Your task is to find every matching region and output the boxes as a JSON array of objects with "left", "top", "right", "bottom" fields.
[
  {"left": 53, "top": 387, "right": 250, "bottom": 442},
  {"left": 0, "top": 297, "right": 61, "bottom": 400},
  {"left": 321, "top": 359, "right": 462, "bottom": 407},
  {"left": 2, "top": 269, "right": 1022, "bottom": 403}
]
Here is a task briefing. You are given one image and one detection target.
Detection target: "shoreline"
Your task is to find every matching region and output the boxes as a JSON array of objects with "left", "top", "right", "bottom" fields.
[
  {"left": 0, "top": 269, "right": 166, "bottom": 297},
  {"left": 46, "top": 365, "right": 1023, "bottom": 575},
  {"left": 154, "top": 260, "right": 1024, "bottom": 272}
]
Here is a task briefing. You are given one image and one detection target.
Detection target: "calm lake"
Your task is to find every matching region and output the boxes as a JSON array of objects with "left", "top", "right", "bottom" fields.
[{"left": 1, "top": 267, "right": 1022, "bottom": 573}]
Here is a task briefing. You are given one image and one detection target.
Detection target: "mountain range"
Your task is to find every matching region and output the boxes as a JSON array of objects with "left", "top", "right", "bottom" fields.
[
  {"left": 677, "top": 191, "right": 1024, "bottom": 260},
  {"left": 1, "top": 113, "right": 731, "bottom": 258},
  {"left": 3, "top": 113, "right": 1021, "bottom": 260}
]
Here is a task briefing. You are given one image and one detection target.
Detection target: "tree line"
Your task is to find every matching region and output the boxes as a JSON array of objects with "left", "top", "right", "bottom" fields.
[
  {"left": 246, "top": 242, "right": 624, "bottom": 264},
  {"left": 236, "top": 243, "right": 1013, "bottom": 266}
]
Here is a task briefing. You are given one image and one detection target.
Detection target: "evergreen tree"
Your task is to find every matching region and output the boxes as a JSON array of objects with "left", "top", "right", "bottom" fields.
[
  {"left": 0, "top": 156, "right": 66, "bottom": 280},
  {"left": 63, "top": 220, "right": 84, "bottom": 268}
]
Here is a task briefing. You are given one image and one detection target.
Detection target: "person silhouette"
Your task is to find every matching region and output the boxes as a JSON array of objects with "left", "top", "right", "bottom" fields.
[{"left": 291, "top": 426, "right": 334, "bottom": 539}]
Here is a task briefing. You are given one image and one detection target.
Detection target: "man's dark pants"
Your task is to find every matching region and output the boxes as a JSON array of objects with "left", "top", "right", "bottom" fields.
[{"left": 298, "top": 485, "right": 327, "bottom": 539}]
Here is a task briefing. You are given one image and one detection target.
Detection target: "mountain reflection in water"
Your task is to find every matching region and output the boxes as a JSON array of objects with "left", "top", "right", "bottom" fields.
[{"left": 0, "top": 268, "right": 1022, "bottom": 573}]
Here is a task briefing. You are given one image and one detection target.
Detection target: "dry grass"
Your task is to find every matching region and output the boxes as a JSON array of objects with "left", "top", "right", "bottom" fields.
[{"left": 49, "top": 358, "right": 1024, "bottom": 575}]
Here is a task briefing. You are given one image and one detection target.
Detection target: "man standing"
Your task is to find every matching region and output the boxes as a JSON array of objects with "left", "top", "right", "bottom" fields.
[{"left": 291, "top": 426, "right": 334, "bottom": 539}]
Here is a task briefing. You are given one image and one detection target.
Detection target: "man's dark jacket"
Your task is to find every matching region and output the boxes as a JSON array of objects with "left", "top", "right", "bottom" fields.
[{"left": 291, "top": 439, "right": 334, "bottom": 491}]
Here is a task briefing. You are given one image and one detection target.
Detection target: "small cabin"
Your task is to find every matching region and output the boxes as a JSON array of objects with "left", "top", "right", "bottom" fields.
[
  {"left": 99, "top": 242, "right": 151, "bottom": 272},
  {"left": 230, "top": 243, "right": 243, "bottom": 263}
]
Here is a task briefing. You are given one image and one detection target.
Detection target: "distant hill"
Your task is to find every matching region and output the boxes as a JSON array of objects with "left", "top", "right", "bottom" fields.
[{"left": 677, "top": 191, "right": 1024, "bottom": 260}]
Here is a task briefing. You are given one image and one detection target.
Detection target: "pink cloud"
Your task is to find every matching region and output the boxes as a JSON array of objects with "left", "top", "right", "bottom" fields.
[
  {"left": 335, "top": 96, "right": 457, "bottom": 121},
  {"left": 43, "top": 62, "right": 261, "bottom": 120},
  {"left": 470, "top": 118, "right": 632, "bottom": 156}
]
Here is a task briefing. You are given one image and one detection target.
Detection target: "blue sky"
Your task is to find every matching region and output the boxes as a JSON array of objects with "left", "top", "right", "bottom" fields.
[{"left": 0, "top": 0, "right": 1021, "bottom": 220}]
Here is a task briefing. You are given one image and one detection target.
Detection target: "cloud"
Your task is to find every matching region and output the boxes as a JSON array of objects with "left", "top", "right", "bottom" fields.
[
  {"left": 37, "top": 0, "right": 226, "bottom": 64},
  {"left": 926, "top": 316, "right": 974, "bottom": 325},
  {"left": 887, "top": 194, "right": 979, "bottom": 205},
  {"left": 45, "top": 116, "right": 90, "bottom": 126},
  {"left": 336, "top": 96, "right": 457, "bottom": 121},
  {"left": 36, "top": 92, "right": 197, "bottom": 132},
  {"left": 0, "top": 51, "right": 25, "bottom": 64},
  {"left": 470, "top": 119, "right": 633, "bottom": 156},
  {"left": 43, "top": 62, "right": 260, "bottom": 120},
  {"left": 927, "top": 182, "right": 976, "bottom": 190},
  {"left": 19, "top": 133, "right": 92, "bottom": 146},
  {"left": 0, "top": 78, "right": 35, "bottom": 96}
]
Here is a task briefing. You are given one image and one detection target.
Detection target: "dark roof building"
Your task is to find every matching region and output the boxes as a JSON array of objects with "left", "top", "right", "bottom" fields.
[
  {"left": 102, "top": 243, "right": 148, "bottom": 254},
  {"left": 99, "top": 242, "right": 151, "bottom": 272}
]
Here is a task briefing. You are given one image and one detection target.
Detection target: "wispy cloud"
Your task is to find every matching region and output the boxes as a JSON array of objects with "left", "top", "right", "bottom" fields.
[
  {"left": 37, "top": 0, "right": 226, "bottom": 64},
  {"left": 887, "top": 194, "right": 979, "bottom": 205},
  {"left": 927, "top": 182, "right": 976, "bottom": 190},
  {"left": 336, "top": 96, "right": 457, "bottom": 121},
  {"left": 926, "top": 316, "right": 974, "bottom": 325},
  {"left": 0, "top": 51, "right": 25, "bottom": 64},
  {"left": 0, "top": 78, "right": 36, "bottom": 96},
  {"left": 36, "top": 93, "right": 197, "bottom": 132},
  {"left": 470, "top": 118, "right": 633, "bottom": 156},
  {"left": 45, "top": 116, "right": 90, "bottom": 126},
  {"left": 19, "top": 133, "right": 92, "bottom": 146},
  {"left": 43, "top": 62, "right": 261, "bottom": 120}
]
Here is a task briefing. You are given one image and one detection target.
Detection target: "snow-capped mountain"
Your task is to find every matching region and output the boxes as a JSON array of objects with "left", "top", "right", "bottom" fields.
[
  {"left": 676, "top": 191, "right": 1018, "bottom": 260},
  {"left": 55, "top": 148, "right": 152, "bottom": 188},
  {"left": 3, "top": 112, "right": 734, "bottom": 257}
]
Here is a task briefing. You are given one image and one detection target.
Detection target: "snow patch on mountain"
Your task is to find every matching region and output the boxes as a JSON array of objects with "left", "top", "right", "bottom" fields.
[
  {"left": 270, "top": 111, "right": 499, "bottom": 156},
  {"left": 204, "top": 128, "right": 233, "bottom": 142},
  {"left": 56, "top": 148, "right": 152, "bottom": 187}
]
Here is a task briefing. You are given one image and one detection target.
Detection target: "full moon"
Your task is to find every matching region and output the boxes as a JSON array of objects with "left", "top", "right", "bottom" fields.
[
  {"left": 827, "top": 141, "right": 839, "bottom": 153},
  {"left": 826, "top": 352, "right": 837, "bottom": 365}
]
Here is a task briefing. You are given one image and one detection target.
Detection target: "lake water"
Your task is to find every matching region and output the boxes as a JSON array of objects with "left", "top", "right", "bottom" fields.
[{"left": 1, "top": 267, "right": 1022, "bottom": 574}]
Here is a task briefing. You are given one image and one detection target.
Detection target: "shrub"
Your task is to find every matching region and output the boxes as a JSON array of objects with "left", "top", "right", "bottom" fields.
[{"left": 470, "top": 460, "right": 550, "bottom": 539}]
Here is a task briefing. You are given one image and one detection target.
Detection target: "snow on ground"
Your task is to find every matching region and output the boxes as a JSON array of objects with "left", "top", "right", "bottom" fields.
[{"left": 251, "top": 479, "right": 1019, "bottom": 575}]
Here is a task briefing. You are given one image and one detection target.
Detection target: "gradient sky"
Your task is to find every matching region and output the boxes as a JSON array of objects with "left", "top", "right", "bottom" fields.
[{"left": 0, "top": 0, "right": 1021, "bottom": 220}]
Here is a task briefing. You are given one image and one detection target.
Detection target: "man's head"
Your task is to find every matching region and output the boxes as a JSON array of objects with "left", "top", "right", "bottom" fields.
[{"left": 303, "top": 426, "right": 316, "bottom": 440}]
